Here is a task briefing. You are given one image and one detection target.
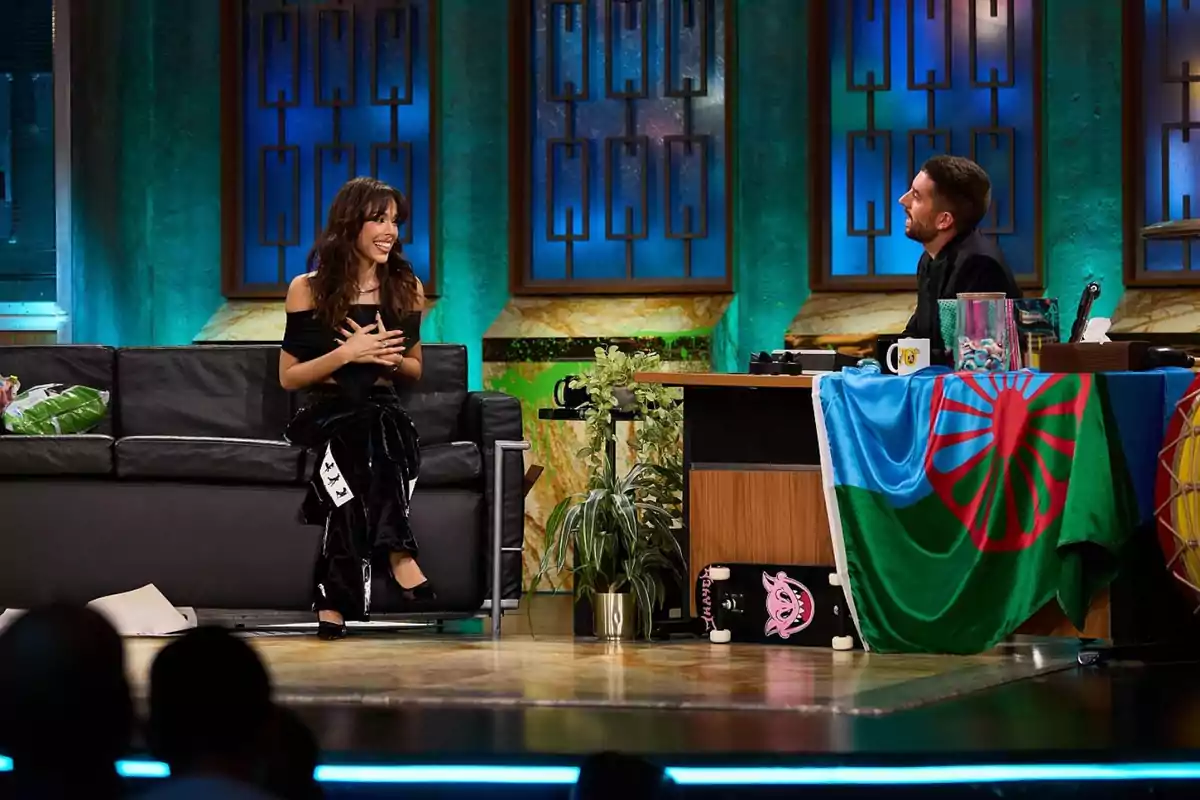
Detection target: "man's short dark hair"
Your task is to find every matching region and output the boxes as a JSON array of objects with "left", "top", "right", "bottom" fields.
[{"left": 921, "top": 155, "right": 992, "bottom": 233}]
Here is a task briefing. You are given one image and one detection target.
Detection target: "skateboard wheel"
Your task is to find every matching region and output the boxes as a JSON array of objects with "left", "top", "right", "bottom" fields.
[
  {"left": 828, "top": 572, "right": 843, "bottom": 587},
  {"left": 831, "top": 635, "right": 854, "bottom": 651},
  {"left": 709, "top": 628, "right": 732, "bottom": 644},
  {"left": 708, "top": 567, "right": 731, "bottom": 581}
]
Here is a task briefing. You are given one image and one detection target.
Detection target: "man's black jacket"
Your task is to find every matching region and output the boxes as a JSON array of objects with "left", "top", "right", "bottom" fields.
[{"left": 901, "top": 228, "right": 1022, "bottom": 352}]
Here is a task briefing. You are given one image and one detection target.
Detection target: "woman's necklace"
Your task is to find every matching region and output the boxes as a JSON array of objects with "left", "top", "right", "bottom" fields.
[{"left": 357, "top": 283, "right": 379, "bottom": 294}]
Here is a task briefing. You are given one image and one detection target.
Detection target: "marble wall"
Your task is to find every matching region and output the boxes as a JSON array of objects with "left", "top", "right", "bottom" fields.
[
  {"left": 1111, "top": 290, "right": 1200, "bottom": 335},
  {"left": 784, "top": 286, "right": 1200, "bottom": 361},
  {"left": 482, "top": 296, "right": 727, "bottom": 590},
  {"left": 785, "top": 292, "right": 915, "bottom": 356}
]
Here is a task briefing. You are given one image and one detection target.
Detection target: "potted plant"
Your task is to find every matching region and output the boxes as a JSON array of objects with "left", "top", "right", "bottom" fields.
[{"left": 535, "top": 347, "right": 685, "bottom": 639}]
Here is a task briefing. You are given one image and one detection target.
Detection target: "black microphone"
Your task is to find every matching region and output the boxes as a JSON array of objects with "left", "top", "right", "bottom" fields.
[{"left": 1068, "top": 282, "right": 1102, "bottom": 343}]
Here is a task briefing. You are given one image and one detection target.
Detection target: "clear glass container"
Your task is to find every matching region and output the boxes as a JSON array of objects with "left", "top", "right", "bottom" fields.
[{"left": 955, "top": 292, "right": 1010, "bottom": 372}]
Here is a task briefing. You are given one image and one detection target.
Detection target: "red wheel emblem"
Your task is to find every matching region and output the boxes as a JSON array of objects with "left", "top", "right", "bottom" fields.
[{"left": 925, "top": 372, "right": 1090, "bottom": 552}]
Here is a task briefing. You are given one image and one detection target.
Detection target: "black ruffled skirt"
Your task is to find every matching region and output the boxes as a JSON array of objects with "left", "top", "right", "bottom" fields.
[{"left": 286, "top": 385, "right": 421, "bottom": 620}]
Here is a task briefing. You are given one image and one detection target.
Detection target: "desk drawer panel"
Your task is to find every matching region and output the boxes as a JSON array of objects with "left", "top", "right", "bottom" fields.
[{"left": 688, "top": 467, "right": 833, "bottom": 579}]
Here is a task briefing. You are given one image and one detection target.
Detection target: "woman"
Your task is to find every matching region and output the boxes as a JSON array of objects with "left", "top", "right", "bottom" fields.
[{"left": 279, "top": 176, "right": 432, "bottom": 641}]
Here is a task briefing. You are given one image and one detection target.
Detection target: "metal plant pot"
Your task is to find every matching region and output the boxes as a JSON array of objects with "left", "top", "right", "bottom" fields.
[{"left": 592, "top": 591, "right": 636, "bottom": 641}]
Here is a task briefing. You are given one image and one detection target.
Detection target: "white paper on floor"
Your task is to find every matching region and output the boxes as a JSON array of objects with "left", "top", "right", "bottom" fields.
[{"left": 0, "top": 584, "right": 197, "bottom": 636}]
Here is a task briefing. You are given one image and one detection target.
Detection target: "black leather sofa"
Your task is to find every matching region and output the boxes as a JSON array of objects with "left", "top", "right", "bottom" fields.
[{"left": 0, "top": 343, "right": 526, "bottom": 622}]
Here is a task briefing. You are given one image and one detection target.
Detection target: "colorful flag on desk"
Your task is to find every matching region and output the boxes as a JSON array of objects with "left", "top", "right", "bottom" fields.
[{"left": 811, "top": 369, "right": 1133, "bottom": 655}]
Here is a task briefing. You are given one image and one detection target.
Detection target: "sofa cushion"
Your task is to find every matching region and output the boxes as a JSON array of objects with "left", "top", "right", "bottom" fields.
[
  {"left": 394, "top": 344, "right": 468, "bottom": 445},
  {"left": 115, "top": 436, "right": 307, "bottom": 485},
  {"left": 419, "top": 441, "right": 482, "bottom": 487},
  {"left": 0, "top": 434, "right": 114, "bottom": 476},
  {"left": 117, "top": 346, "right": 291, "bottom": 439},
  {"left": 0, "top": 346, "right": 116, "bottom": 434}
]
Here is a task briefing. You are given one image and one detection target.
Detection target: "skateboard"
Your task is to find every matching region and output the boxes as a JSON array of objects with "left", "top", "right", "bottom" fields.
[{"left": 695, "top": 562, "right": 859, "bottom": 650}]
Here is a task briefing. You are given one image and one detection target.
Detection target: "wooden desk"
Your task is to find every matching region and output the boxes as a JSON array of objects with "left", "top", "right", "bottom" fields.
[
  {"left": 637, "top": 371, "right": 1112, "bottom": 640},
  {"left": 638, "top": 373, "right": 814, "bottom": 390},
  {"left": 635, "top": 373, "right": 833, "bottom": 615}
]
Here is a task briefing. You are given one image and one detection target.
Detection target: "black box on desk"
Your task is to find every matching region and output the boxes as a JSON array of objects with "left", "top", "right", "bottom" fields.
[{"left": 770, "top": 349, "right": 859, "bottom": 373}]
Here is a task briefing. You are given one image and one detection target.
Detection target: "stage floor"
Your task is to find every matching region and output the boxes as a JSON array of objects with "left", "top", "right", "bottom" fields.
[
  {"left": 112, "top": 588, "right": 1200, "bottom": 768},
  {"left": 115, "top": 626, "right": 1200, "bottom": 768},
  {"left": 123, "top": 633, "right": 1076, "bottom": 717}
]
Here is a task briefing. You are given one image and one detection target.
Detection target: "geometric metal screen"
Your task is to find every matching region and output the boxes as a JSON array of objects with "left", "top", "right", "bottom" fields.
[
  {"left": 514, "top": 0, "right": 730, "bottom": 292},
  {"left": 818, "top": 0, "right": 1041, "bottom": 285},
  {"left": 0, "top": 0, "right": 56, "bottom": 304},
  {"left": 1135, "top": 0, "right": 1200, "bottom": 278},
  {"left": 226, "top": 0, "right": 434, "bottom": 296}
]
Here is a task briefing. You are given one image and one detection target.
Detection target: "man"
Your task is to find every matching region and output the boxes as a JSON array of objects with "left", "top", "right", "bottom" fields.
[{"left": 899, "top": 155, "right": 1021, "bottom": 352}]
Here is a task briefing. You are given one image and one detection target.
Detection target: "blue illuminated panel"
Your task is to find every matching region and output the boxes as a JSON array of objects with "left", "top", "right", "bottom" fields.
[
  {"left": 8, "top": 757, "right": 1200, "bottom": 786},
  {"left": 827, "top": 0, "right": 1039, "bottom": 279},
  {"left": 1141, "top": 0, "right": 1200, "bottom": 273},
  {"left": 0, "top": 0, "right": 56, "bottom": 303},
  {"left": 526, "top": 0, "right": 728, "bottom": 287},
  {"left": 241, "top": 0, "right": 433, "bottom": 290}
]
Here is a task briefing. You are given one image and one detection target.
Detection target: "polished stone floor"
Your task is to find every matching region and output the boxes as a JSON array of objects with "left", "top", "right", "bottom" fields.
[
  {"left": 123, "top": 630, "right": 1077, "bottom": 716},
  {"left": 115, "top": 593, "right": 1200, "bottom": 767},
  {"left": 119, "top": 629, "right": 1200, "bottom": 765}
]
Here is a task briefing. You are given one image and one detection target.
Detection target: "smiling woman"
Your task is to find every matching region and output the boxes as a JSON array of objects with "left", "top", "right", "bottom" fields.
[{"left": 276, "top": 176, "right": 432, "bottom": 641}]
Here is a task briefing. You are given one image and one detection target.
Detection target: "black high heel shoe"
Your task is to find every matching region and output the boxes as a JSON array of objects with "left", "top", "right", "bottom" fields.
[
  {"left": 401, "top": 580, "right": 438, "bottom": 603},
  {"left": 317, "top": 621, "right": 347, "bottom": 641},
  {"left": 390, "top": 574, "right": 438, "bottom": 605}
]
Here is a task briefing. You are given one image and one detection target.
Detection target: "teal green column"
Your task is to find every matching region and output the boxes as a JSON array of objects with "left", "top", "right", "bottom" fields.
[
  {"left": 1042, "top": 1, "right": 1125, "bottom": 332},
  {"left": 70, "top": 0, "right": 222, "bottom": 345},
  {"left": 714, "top": 0, "right": 811, "bottom": 372},
  {"left": 425, "top": 0, "right": 511, "bottom": 389}
]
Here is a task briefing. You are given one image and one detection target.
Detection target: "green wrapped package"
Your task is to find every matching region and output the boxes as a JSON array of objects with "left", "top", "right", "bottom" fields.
[{"left": 2, "top": 383, "right": 110, "bottom": 435}]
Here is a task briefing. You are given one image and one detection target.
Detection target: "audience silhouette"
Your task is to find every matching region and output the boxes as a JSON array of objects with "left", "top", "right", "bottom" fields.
[
  {"left": 143, "top": 626, "right": 279, "bottom": 799},
  {"left": 0, "top": 604, "right": 133, "bottom": 800},
  {"left": 261, "top": 705, "right": 323, "bottom": 800},
  {"left": 572, "top": 751, "right": 679, "bottom": 800},
  {"left": 0, "top": 604, "right": 676, "bottom": 800}
]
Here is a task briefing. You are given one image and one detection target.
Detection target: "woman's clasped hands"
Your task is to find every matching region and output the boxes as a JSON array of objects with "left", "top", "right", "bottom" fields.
[{"left": 336, "top": 316, "right": 406, "bottom": 366}]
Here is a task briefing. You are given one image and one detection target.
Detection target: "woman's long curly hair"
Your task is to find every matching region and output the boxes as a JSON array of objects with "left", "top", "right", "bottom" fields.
[{"left": 306, "top": 177, "right": 419, "bottom": 328}]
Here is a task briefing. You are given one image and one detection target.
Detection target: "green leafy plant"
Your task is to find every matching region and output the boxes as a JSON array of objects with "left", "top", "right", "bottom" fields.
[
  {"left": 538, "top": 462, "right": 683, "bottom": 635},
  {"left": 534, "top": 346, "right": 685, "bottom": 637}
]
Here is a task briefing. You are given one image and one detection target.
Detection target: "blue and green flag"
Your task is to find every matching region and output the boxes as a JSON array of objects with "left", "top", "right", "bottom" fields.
[{"left": 813, "top": 369, "right": 1134, "bottom": 654}]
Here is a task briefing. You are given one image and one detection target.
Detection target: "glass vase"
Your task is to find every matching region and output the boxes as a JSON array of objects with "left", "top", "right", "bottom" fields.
[{"left": 955, "top": 292, "right": 1010, "bottom": 372}]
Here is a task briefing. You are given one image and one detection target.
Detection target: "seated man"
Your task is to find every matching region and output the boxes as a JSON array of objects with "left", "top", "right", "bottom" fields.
[{"left": 899, "top": 155, "right": 1021, "bottom": 353}]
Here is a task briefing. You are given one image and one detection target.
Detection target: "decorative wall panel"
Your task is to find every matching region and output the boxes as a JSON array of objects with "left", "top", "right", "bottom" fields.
[
  {"left": 817, "top": 0, "right": 1040, "bottom": 284},
  {"left": 514, "top": 0, "right": 730, "bottom": 292},
  {"left": 1134, "top": 0, "right": 1200, "bottom": 279},
  {"left": 228, "top": 0, "right": 434, "bottom": 295},
  {"left": 0, "top": 0, "right": 56, "bottom": 303}
]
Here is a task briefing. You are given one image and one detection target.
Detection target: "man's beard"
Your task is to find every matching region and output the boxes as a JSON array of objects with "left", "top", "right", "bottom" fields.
[{"left": 904, "top": 214, "right": 937, "bottom": 244}]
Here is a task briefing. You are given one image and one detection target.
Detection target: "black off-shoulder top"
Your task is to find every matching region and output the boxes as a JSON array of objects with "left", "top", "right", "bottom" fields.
[{"left": 282, "top": 304, "right": 422, "bottom": 398}]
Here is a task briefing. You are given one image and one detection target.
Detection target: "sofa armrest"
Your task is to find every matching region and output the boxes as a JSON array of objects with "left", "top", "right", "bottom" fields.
[
  {"left": 462, "top": 391, "right": 522, "bottom": 444},
  {"left": 463, "top": 392, "right": 525, "bottom": 602}
]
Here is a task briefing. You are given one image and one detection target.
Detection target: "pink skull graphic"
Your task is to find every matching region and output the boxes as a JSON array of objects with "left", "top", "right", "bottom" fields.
[{"left": 762, "top": 571, "right": 815, "bottom": 639}]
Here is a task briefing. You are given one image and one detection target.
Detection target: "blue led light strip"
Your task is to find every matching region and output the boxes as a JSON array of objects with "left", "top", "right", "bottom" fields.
[{"left": 2, "top": 759, "right": 1200, "bottom": 785}]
